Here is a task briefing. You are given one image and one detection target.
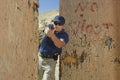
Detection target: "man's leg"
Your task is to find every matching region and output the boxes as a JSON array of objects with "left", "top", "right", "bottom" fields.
[
  {"left": 38, "top": 54, "right": 56, "bottom": 80},
  {"left": 55, "top": 55, "right": 60, "bottom": 80},
  {"left": 42, "top": 58, "right": 56, "bottom": 80},
  {"left": 38, "top": 54, "right": 44, "bottom": 80}
]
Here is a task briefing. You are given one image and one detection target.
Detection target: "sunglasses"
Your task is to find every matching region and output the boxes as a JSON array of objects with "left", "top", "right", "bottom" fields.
[{"left": 54, "top": 22, "right": 62, "bottom": 26}]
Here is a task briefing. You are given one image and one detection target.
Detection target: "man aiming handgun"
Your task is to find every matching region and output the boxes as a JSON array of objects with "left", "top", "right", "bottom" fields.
[{"left": 38, "top": 15, "right": 69, "bottom": 80}]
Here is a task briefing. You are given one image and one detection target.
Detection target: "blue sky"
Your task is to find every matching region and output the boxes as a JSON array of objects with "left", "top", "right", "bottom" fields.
[{"left": 38, "top": 0, "right": 59, "bottom": 13}]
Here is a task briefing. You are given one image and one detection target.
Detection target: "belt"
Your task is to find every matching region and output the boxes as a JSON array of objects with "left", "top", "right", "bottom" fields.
[
  {"left": 39, "top": 53, "right": 59, "bottom": 60},
  {"left": 40, "top": 54, "right": 54, "bottom": 58}
]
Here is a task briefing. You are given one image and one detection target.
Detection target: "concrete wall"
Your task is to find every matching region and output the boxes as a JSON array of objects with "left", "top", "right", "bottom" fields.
[
  {"left": 60, "top": 0, "right": 120, "bottom": 80},
  {"left": 0, "top": 0, "right": 39, "bottom": 80}
]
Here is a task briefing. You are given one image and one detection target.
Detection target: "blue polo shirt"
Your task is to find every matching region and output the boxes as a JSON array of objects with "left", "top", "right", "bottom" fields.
[{"left": 39, "top": 29, "right": 69, "bottom": 56}]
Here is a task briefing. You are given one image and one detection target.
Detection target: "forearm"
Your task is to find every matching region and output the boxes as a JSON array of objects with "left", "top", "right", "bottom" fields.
[
  {"left": 44, "top": 27, "right": 65, "bottom": 48},
  {"left": 51, "top": 34, "right": 65, "bottom": 48}
]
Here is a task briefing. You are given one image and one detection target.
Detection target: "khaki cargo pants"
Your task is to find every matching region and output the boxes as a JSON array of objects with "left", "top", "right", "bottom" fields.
[{"left": 38, "top": 52, "right": 59, "bottom": 80}]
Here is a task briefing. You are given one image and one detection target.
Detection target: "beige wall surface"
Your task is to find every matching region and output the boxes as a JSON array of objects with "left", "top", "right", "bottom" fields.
[
  {"left": 0, "top": 0, "right": 39, "bottom": 80},
  {"left": 60, "top": 0, "right": 120, "bottom": 80}
]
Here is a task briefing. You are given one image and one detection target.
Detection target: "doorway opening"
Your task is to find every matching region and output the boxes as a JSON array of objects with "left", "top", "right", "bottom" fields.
[
  {"left": 38, "top": 0, "right": 59, "bottom": 42},
  {"left": 38, "top": 0, "right": 60, "bottom": 80}
]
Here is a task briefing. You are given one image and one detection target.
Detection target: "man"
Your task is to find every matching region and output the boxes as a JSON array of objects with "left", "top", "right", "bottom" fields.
[{"left": 38, "top": 15, "right": 69, "bottom": 80}]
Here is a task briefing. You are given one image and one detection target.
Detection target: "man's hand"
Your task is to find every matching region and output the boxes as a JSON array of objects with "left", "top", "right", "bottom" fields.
[
  {"left": 44, "top": 27, "right": 55, "bottom": 38},
  {"left": 44, "top": 26, "right": 65, "bottom": 48}
]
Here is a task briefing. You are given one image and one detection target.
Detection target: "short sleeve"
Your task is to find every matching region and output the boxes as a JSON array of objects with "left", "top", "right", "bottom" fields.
[{"left": 58, "top": 32, "right": 69, "bottom": 44}]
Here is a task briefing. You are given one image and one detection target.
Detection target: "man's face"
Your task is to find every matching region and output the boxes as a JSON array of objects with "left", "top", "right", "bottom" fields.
[
  {"left": 54, "top": 21, "right": 63, "bottom": 32},
  {"left": 54, "top": 24, "right": 62, "bottom": 32}
]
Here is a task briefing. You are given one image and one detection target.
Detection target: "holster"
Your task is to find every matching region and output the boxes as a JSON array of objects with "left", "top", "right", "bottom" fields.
[{"left": 53, "top": 54, "right": 58, "bottom": 60}]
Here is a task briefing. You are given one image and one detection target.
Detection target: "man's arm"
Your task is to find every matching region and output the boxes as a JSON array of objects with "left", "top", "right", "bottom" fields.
[
  {"left": 44, "top": 27, "right": 65, "bottom": 48},
  {"left": 51, "top": 34, "right": 65, "bottom": 48}
]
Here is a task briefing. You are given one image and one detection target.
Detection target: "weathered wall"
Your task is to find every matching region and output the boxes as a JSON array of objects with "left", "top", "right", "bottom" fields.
[
  {"left": 0, "top": 0, "right": 39, "bottom": 80},
  {"left": 60, "top": 0, "right": 120, "bottom": 80}
]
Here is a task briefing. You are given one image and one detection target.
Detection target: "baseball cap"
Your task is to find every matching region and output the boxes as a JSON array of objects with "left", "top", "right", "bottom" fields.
[{"left": 53, "top": 15, "right": 65, "bottom": 25}]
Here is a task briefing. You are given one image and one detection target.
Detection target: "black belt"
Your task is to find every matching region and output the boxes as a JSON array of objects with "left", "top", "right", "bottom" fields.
[
  {"left": 40, "top": 54, "right": 54, "bottom": 58},
  {"left": 39, "top": 53, "right": 59, "bottom": 60}
]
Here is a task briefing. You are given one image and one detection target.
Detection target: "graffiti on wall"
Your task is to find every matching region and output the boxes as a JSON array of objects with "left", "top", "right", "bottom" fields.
[
  {"left": 67, "top": 19, "right": 113, "bottom": 39},
  {"left": 63, "top": 1, "right": 115, "bottom": 67},
  {"left": 67, "top": 1, "right": 113, "bottom": 40},
  {"left": 75, "top": 2, "right": 98, "bottom": 13}
]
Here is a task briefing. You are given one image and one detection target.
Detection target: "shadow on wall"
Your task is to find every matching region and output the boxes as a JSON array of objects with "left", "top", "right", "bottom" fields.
[{"left": 112, "top": 1, "right": 120, "bottom": 80}]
